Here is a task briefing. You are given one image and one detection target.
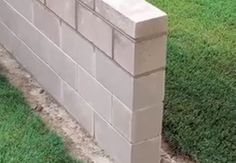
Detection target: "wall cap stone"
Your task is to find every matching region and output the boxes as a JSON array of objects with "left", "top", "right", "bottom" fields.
[{"left": 95, "top": 0, "right": 168, "bottom": 39}]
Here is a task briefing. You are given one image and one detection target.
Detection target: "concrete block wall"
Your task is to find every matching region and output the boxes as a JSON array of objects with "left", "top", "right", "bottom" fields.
[{"left": 0, "top": 0, "right": 168, "bottom": 162}]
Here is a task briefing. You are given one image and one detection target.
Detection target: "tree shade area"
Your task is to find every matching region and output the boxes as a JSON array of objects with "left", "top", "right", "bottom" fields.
[{"left": 147, "top": 0, "right": 236, "bottom": 162}]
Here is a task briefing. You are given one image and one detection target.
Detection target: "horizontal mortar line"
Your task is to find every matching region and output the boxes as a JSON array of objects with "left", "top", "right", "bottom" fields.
[
  {"left": 132, "top": 136, "right": 161, "bottom": 146},
  {"left": 136, "top": 31, "right": 168, "bottom": 43},
  {"left": 112, "top": 94, "right": 164, "bottom": 118},
  {"left": 107, "top": 95, "right": 161, "bottom": 145},
  {"left": 135, "top": 103, "right": 164, "bottom": 113},
  {"left": 97, "top": 45, "right": 165, "bottom": 78},
  {"left": 134, "top": 67, "right": 166, "bottom": 79},
  {"left": 77, "top": 0, "right": 168, "bottom": 43},
  {"left": 111, "top": 118, "right": 161, "bottom": 145}
]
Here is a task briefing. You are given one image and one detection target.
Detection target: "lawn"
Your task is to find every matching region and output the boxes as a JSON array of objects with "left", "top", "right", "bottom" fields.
[
  {"left": 0, "top": 74, "right": 81, "bottom": 163},
  {"left": 147, "top": 0, "right": 236, "bottom": 163}
]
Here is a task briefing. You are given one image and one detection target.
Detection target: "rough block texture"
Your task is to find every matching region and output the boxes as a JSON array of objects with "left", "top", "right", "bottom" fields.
[{"left": 0, "top": 0, "right": 167, "bottom": 162}]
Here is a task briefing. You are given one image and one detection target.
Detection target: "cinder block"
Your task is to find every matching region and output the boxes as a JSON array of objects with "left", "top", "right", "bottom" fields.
[
  {"left": 114, "top": 30, "right": 167, "bottom": 76},
  {"left": 33, "top": 1, "right": 60, "bottom": 45},
  {"left": 131, "top": 137, "right": 161, "bottom": 163},
  {"left": 111, "top": 96, "right": 132, "bottom": 140},
  {"left": 61, "top": 22, "right": 95, "bottom": 76},
  {"left": 0, "top": 21, "right": 18, "bottom": 54},
  {"left": 95, "top": 48, "right": 134, "bottom": 109},
  {"left": 79, "top": 0, "right": 94, "bottom": 9},
  {"left": 0, "top": 21, "right": 33, "bottom": 72},
  {"left": 29, "top": 53, "right": 63, "bottom": 104},
  {"left": 46, "top": 45, "right": 77, "bottom": 89},
  {"left": 95, "top": 113, "right": 161, "bottom": 163},
  {"left": 112, "top": 96, "right": 163, "bottom": 143},
  {"left": 77, "top": 64, "right": 112, "bottom": 122},
  {"left": 95, "top": 113, "right": 131, "bottom": 163},
  {"left": 46, "top": 0, "right": 75, "bottom": 27},
  {"left": 131, "top": 105, "right": 163, "bottom": 143},
  {"left": 77, "top": 4, "right": 112, "bottom": 57},
  {"left": 96, "top": 48, "right": 165, "bottom": 111},
  {"left": 62, "top": 81, "right": 94, "bottom": 135},
  {"left": 95, "top": 0, "right": 167, "bottom": 39},
  {"left": 5, "top": 0, "right": 33, "bottom": 21},
  {"left": 0, "top": 0, "right": 21, "bottom": 36},
  {"left": 133, "top": 70, "right": 165, "bottom": 110}
]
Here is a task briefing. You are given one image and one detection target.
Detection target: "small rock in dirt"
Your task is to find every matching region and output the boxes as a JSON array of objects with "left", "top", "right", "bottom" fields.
[
  {"left": 34, "top": 105, "right": 44, "bottom": 112},
  {"left": 39, "top": 89, "right": 45, "bottom": 94},
  {"left": 33, "top": 104, "right": 39, "bottom": 110}
]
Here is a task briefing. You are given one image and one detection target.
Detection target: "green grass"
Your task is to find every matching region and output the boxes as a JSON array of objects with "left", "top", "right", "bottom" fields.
[
  {"left": 0, "top": 74, "right": 81, "bottom": 163},
  {"left": 147, "top": 0, "right": 236, "bottom": 163}
]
